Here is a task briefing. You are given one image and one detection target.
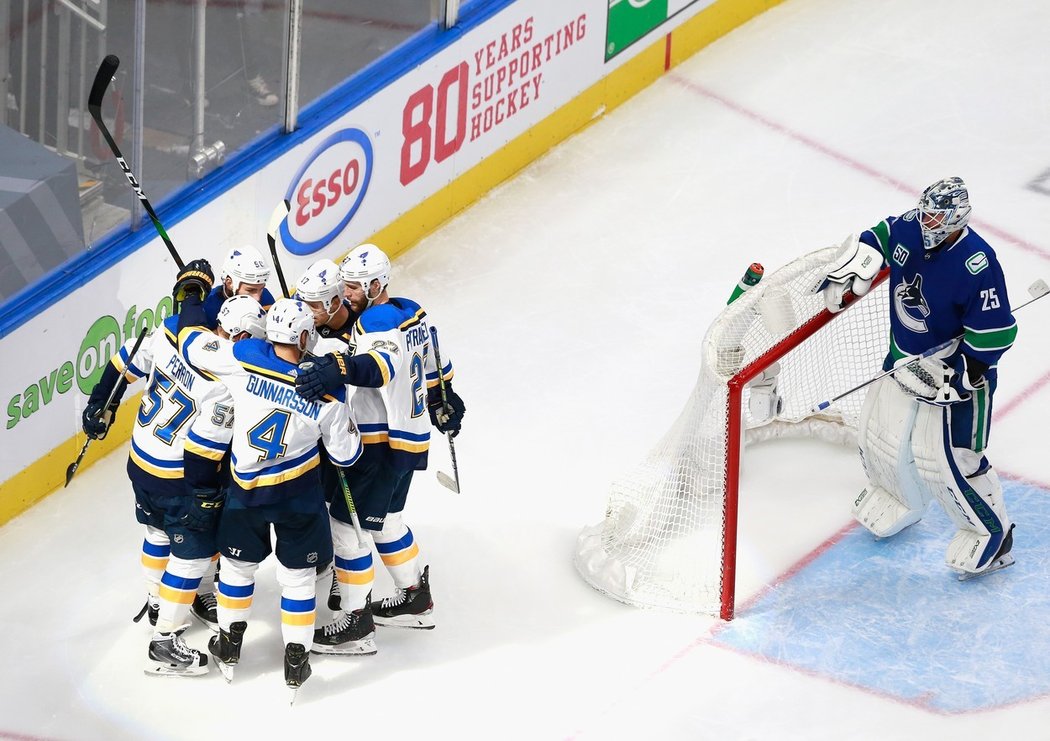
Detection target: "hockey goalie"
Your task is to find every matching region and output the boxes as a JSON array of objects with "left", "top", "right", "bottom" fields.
[{"left": 818, "top": 177, "right": 1017, "bottom": 580}]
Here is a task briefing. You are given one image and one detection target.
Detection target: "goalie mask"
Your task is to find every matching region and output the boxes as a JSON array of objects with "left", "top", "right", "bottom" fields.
[
  {"left": 266, "top": 298, "right": 316, "bottom": 351},
  {"left": 918, "top": 177, "right": 971, "bottom": 250},
  {"left": 295, "top": 258, "right": 344, "bottom": 319},
  {"left": 217, "top": 295, "right": 266, "bottom": 340},
  {"left": 339, "top": 243, "right": 391, "bottom": 306},
  {"left": 220, "top": 246, "right": 272, "bottom": 295}
]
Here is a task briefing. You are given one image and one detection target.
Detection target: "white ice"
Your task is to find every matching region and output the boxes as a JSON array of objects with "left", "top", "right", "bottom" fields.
[{"left": 3, "top": 0, "right": 1050, "bottom": 738}]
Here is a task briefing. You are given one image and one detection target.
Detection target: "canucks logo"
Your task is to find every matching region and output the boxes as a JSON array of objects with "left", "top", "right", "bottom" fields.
[{"left": 893, "top": 274, "right": 930, "bottom": 333}]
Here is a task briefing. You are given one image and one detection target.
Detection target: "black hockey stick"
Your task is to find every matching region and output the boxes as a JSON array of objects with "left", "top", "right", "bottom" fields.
[
  {"left": 812, "top": 278, "right": 1050, "bottom": 412},
  {"left": 65, "top": 326, "right": 150, "bottom": 487},
  {"left": 266, "top": 199, "right": 292, "bottom": 297},
  {"left": 429, "top": 327, "right": 460, "bottom": 493},
  {"left": 88, "top": 55, "right": 185, "bottom": 269}
]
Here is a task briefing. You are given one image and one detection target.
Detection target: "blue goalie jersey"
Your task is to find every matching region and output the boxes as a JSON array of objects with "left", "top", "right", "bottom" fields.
[{"left": 860, "top": 211, "right": 1017, "bottom": 379}]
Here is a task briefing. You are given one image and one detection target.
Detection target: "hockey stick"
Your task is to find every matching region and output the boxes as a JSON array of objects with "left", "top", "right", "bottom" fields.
[
  {"left": 65, "top": 326, "right": 150, "bottom": 487},
  {"left": 336, "top": 467, "right": 366, "bottom": 541},
  {"left": 88, "top": 55, "right": 185, "bottom": 270},
  {"left": 429, "top": 327, "right": 460, "bottom": 493},
  {"left": 812, "top": 278, "right": 1050, "bottom": 412},
  {"left": 266, "top": 199, "right": 292, "bottom": 297}
]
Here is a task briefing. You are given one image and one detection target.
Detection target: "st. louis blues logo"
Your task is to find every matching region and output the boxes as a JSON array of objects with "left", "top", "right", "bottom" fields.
[{"left": 893, "top": 273, "right": 930, "bottom": 333}]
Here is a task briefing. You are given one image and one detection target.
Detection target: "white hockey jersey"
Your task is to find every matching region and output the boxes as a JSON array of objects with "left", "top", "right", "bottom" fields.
[
  {"left": 178, "top": 330, "right": 361, "bottom": 505},
  {"left": 343, "top": 297, "right": 453, "bottom": 470},
  {"left": 109, "top": 316, "right": 232, "bottom": 496}
]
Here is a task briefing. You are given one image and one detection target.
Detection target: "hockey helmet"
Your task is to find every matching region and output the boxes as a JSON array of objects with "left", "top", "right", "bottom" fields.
[{"left": 918, "top": 177, "right": 971, "bottom": 249}]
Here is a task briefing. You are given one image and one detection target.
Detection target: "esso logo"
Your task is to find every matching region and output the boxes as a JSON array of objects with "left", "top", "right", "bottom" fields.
[{"left": 282, "top": 128, "right": 374, "bottom": 255}]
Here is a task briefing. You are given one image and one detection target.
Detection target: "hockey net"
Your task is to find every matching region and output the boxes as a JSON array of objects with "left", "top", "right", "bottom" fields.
[{"left": 574, "top": 245, "right": 890, "bottom": 619}]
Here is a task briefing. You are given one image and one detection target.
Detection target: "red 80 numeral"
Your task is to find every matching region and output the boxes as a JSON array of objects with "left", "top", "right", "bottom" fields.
[{"left": 400, "top": 62, "right": 469, "bottom": 186}]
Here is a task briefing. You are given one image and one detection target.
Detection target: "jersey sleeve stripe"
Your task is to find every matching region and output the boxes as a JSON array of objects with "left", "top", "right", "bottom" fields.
[
  {"left": 367, "top": 350, "right": 394, "bottom": 385},
  {"left": 963, "top": 323, "right": 1017, "bottom": 352}
]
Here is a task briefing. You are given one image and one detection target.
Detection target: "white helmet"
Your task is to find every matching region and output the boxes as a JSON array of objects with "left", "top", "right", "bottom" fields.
[
  {"left": 217, "top": 295, "right": 266, "bottom": 340},
  {"left": 295, "top": 259, "right": 344, "bottom": 310},
  {"left": 339, "top": 243, "right": 391, "bottom": 302},
  {"left": 266, "top": 298, "right": 316, "bottom": 350},
  {"left": 918, "top": 177, "right": 971, "bottom": 249},
  {"left": 220, "top": 246, "right": 271, "bottom": 293}
]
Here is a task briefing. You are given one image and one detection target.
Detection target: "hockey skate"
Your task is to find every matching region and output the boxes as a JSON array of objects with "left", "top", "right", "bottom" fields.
[
  {"left": 371, "top": 565, "right": 435, "bottom": 629},
  {"left": 959, "top": 524, "right": 1016, "bottom": 581},
  {"left": 145, "top": 632, "right": 208, "bottom": 677},
  {"left": 132, "top": 596, "right": 159, "bottom": 627},
  {"left": 312, "top": 598, "right": 377, "bottom": 655},
  {"left": 191, "top": 591, "right": 219, "bottom": 632},
  {"left": 284, "top": 642, "right": 311, "bottom": 704},
  {"left": 208, "top": 621, "right": 247, "bottom": 682}
]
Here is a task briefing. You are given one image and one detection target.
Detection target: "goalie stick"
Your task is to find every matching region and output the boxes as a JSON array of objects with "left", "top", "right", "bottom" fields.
[
  {"left": 429, "top": 326, "right": 460, "bottom": 493},
  {"left": 813, "top": 278, "right": 1050, "bottom": 412},
  {"left": 65, "top": 326, "right": 149, "bottom": 487},
  {"left": 266, "top": 199, "right": 292, "bottom": 297},
  {"left": 89, "top": 55, "right": 185, "bottom": 269}
]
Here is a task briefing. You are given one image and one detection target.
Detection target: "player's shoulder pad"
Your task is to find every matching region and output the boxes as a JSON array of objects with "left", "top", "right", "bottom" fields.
[
  {"left": 953, "top": 229, "right": 998, "bottom": 277},
  {"left": 357, "top": 303, "right": 403, "bottom": 333}
]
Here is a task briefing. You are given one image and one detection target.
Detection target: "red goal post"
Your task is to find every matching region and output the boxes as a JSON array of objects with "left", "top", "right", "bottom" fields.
[{"left": 574, "top": 245, "right": 891, "bottom": 620}]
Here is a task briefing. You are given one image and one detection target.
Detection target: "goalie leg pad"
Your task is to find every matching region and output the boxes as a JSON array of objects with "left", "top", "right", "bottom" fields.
[
  {"left": 911, "top": 405, "right": 1012, "bottom": 574},
  {"left": 853, "top": 377, "right": 932, "bottom": 537}
]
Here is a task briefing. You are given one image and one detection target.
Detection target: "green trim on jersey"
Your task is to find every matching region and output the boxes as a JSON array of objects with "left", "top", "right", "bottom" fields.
[
  {"left": 870, "top": 220, "right": 892, "bottom": 260},
  {"left": 888, "top": 331, "right": 907, "bottom": 363},
  {"left": 972, "top": 384, "right": 989, "bottom": 453},
  {"left": 963, "top": 323, "right": 1018, "bottom": 352}
]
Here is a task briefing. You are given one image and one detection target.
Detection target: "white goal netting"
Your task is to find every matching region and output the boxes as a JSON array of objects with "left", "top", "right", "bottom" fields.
[{"left": 574, "top": 245, "right": 890, "bottom": 618}]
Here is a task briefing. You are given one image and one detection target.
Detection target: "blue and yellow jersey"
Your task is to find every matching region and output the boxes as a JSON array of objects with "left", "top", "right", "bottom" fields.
[
  {"left": 340, "top": 297, "right": 453, "bottom": 471},
  {"left": 106, "top": 316, "right": 232, "bottom": 496},
  {"left": 178, "top": 330, "right": 361, "bottom": 506}
]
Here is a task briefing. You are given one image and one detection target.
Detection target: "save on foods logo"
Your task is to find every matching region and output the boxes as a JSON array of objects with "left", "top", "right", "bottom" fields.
[
  {"left": 606, "top": 0, "right": 708, "bottom": 61},
  {"left": 5, "top": 299, "right": 171, "bottom": 430},
  {"left": 281, "top": 128, "right": 374, "bottom": 256}
]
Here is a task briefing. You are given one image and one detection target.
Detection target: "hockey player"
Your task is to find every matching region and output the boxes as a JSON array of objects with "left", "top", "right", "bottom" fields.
[
  {"left": 295, "top": 243, "right": 466, "bottom": 649},
  {"left": 80, "top": 262, "right": 264, "bottom": 677},
  {"left": 818, "top": 177, "right": 1017, "bottom": 578},
  {"left": 201, "top": 245, "right": 277, "bottom": 328},
  {"left": 176, "top": 287, "right": 361, "bottom": 692}
]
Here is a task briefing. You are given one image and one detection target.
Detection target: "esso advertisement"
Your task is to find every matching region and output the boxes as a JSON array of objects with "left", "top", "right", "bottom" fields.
[{"left": 282, "top": 128, "right": 374, "bottom": 255}]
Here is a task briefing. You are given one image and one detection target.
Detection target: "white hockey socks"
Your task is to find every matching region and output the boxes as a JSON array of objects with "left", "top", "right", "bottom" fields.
[{"left": 330, "top": 517, "right": 375, "bottom": 611}]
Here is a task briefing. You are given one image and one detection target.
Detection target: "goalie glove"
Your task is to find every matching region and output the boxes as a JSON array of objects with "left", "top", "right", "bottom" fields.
[
  {"left": 428, "top": 382, "right": 465, "bottom": 438},
  {"left": 893, "top": 354, "right": 979, "bottom": 406},
  {"left": 814, "top": 234, "right": 883, "bottom": 313}
]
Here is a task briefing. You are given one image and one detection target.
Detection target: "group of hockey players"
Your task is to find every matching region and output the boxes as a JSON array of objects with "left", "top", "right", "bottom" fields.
[
  {"left": 81, "top": 241, "right": 466, "bottom": 693},
  {"left": 819, "top": 176, "right": 1018, "bottom": 579}
]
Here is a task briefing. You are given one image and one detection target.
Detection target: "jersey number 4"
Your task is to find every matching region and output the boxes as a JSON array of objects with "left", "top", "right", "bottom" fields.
[{"left": 247, "top": 409, "right": 291, "bottom": 462}]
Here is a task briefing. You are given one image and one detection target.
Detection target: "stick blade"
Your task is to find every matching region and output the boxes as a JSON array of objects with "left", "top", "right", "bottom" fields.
[
  {"left": 64, "top": 463, "right": 76, "bottom": 488},
  {"left": 88, "top": 54, "right": 120, "bottom": 114},
  {"left": 1028, "top": 278, "right": 1049, "bottom": 299},
  {"left": 267, "top": 199, "right": 291, "bottom": 242},
  {"left": 436, "top": 471, "right": 459, "bottom": 493}
]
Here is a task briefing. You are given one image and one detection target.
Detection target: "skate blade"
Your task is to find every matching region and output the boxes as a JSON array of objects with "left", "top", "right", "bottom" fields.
[
  {"left": 289, "top": 687, "right": 299, "bottom": 706},
  {"left": 215, "top": 660, "right": 236, "bottom": 683},
  {"left": 311, "top": 636, "right": 377, "bottom": 656},
  {"left": 144, "top": 662, "right": 209, "bottom": 678},
  {"left": 373, "top": 613, "right": 435, "bottom": 630},
  {"left": 958, "top": 554, "right": 1015, "bottom": 581}
]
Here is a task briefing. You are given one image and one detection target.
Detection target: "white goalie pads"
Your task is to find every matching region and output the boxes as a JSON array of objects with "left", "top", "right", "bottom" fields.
[
  {"left": 816, "top": 234, "right": 883, "bottom": 313},
  {"left": 855, "top": 375, "right": 1012, "bottom": 575}
]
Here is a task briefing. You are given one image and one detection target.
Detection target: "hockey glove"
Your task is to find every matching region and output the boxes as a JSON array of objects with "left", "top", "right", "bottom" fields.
[
  {"left": 180, "top": 486, "right": 225, "bottom": 532},
  {"left": 295, "top": 353, "right": 347, "bottom": 402},
  {"left": 428, "top": 382, "right": 465, "bottom": 438},
  {"left": 814, "top": 235, "right": 883, "bottom": 313},
  {"left": 893, "top": 356, "right": 971, "bottom": 406},
  {"left": 81, "top": 362, "right": 125, "bottom": 439},
  {"left": 173, "top": 258, "right": 215, "bottom": 303},
  {"left": 82, "top": 397, "right": 119, "bottom": 439}
]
